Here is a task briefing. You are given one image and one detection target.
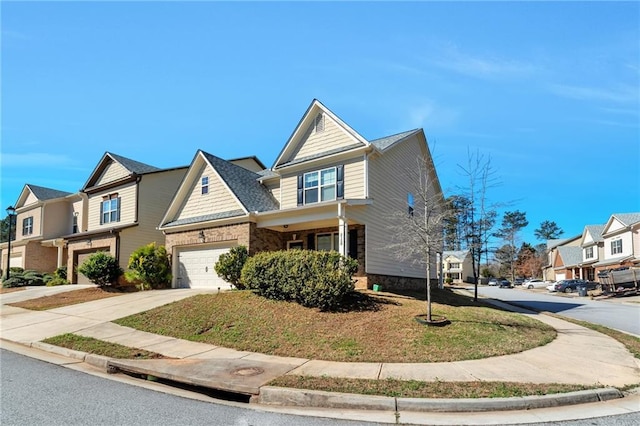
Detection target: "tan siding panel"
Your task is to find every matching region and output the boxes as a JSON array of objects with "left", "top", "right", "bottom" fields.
[
  {"left": 96, "top": 161, "right": 130, "bottom": 186},
  {"left": 358, "top": 137, "right": 432, "bottom": 279},
  {"left": 16, "top": 207, "right": 42, "bottom": 241},
  {"left": 87, "top": 182, "right": 137, "bottom": 230},
  {"left": 42, "top": 201, "right": 71, "bottom": 239},
  {"left": 290, "top": 116, "right": 358, "bottom": 162},
  {"left": 25, "top": 192, "right": 38, "bottom": 206},
  {"left": 177, "top": 164, "right": 243, "bottom": 221}
]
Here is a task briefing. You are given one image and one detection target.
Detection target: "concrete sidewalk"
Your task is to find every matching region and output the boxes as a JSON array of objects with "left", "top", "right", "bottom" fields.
[{"left": 2, "top": 285, "right": 639, "bottom": 417}]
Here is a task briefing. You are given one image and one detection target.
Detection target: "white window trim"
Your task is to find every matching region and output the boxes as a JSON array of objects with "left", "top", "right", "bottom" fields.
[
  {"left": 611, "top": 239, "right": 623, "bottom": 255},
  {"left": 316, "top": 232, "right": 339, "bottom": 252},
  {"left": 23, "top": 217, "right": 33, "bottom": 235},
  {"left": 102, "top": 197, "right": 119, "bottom": 224},
  {"left": 303, "top": 167, "right": 337, "bottom": 205},
  {"left": 201, "top": 176, "right": 209, "bottom": 195},
  {"left": 287, "top": 240, "right": 304, "bottom": 250}
]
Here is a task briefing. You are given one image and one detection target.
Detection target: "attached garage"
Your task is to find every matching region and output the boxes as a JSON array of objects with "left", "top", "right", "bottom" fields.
[
  {"left": 175, "top": 243, "right": 235, "bottom": 289},
  {"left": 555, "top": 273, "right": 566, "bottom": 281},
  {"left": 76, "top": 250, "right": 101, "bottom": 285},
  {"left": 9, "top": 254, "right": 23, "bottom": 269}
]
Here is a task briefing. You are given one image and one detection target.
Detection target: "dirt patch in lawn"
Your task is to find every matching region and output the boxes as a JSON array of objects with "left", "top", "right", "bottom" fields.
[
  {"left": 115, "top": 288, "right": 556, "bottom": 363},
  {"left": 0, "top": 287, "right": 26, "bottom": 294},
  {"left": 8, "top": 287, "right": 129, "bottom": 310}
]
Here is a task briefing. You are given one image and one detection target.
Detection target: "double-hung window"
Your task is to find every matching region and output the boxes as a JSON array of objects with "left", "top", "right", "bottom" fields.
[
  {"left": 611, "top": 239, "right": 623, "bottom": 255},
  {"left": 304, "top": 167, "right": 336, "bottom": 204},
  {"left": 317, "top": 232, "right": 339, "bottom": 252},
  {"left": 101, "top": 194, "right": 120, "bottom": 224},
  {"left": 585, "top": 246, "right": 594, "bottom": 259},
  {"left": 22, "top": 217, "right": 33, "bottom": 236}
]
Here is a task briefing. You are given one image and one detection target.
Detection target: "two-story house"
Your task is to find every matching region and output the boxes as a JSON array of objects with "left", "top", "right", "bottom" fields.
[
  {"left": 1, "top": 184, "right": 82, "bottom": 274},
  {"left": 441, "top": 250, "right": 473, "bottom": 284},
  {"left": 64, "top": 152, "right": 187, "bottom": 284},
  {"left": 543, "top": 235, "right": 581, "bottom": 282},
  {"left": 576, "top": 224, "right": 605, "bottom": 281},
  {"left": 593, "top": 213, "right": 640, "bottom": 274},
  {"left": 159, "top": 99, "right": 444, "bottom": 290}
]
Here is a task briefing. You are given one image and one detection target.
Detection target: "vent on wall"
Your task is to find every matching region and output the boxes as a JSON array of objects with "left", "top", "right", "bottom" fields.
[{"left": 314, "top": 113, "right": 324, "bottom": 133}]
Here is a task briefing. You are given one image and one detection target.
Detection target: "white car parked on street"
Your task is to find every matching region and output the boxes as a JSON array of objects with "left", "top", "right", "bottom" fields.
[{"left": 523, "top": 279, "right": 547, "bottom": 289}]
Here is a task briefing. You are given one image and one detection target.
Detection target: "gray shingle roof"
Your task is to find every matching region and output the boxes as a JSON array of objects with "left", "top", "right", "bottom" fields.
[
  {"left": 26, "top": 184, "right": 72, "bottom": 201},
  {"left": 370, "top": 129, "right": 420, "bottom": 151},
  {"left": 557, "top": 246, "right": 582, "bottom": 267},
  {"left": 443, "top": 250, "right": 469, "bottom": 260},
  {"left": 584, "top": 224, "right": 605, "bottom": 243},
  {"left": 108, "top": 152, "right": 161, "bottom": 174},
  {"left": 611, "top": 213, "right": 640, "bottom": 227},
  {"left": 202, "top": 151, "right": 279, "bottom": 213},
  {"left": 256, "top": 169, "right": 279, "bottom": 179}
]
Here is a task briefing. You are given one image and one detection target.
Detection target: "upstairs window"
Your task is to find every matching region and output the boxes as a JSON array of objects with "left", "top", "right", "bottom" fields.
[
  {"left": 22, "top": 217, "right": 33, "bottom": 236},
  {"left": 407, "top": 193, "right": 415, "bottom": 216},
  {"left": 304, "top": 167, "right": 336, "bottom": 204},
  {"left": 72, "top": 214, "right": 79, "bottom": 234},
  {"left": 201, "top": 176, "right": 209, "bottom": 195},
  {"left": 585, "top": 246, "right": 594, "bottom": 259},
  {"left": 314, "top": 113, "right": 324, "bottom": 133},
  {"left": 101, "top": 194, "right": 120, "bottom": 224},
  {"left": 611, "top": 239, "right": 623, "bottom": 255},
  {"left": 449, "top": 262, "right": 460, "bottom": 269}
]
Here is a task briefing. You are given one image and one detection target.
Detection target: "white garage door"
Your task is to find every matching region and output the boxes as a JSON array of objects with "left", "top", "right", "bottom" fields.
[
  {"left": 555, "top": 273, "right": 566, "bottom": 281},
  {"left": 175, "top": 244, "right": 235, "bottom": 289},
  {"left": 9, "top": 255, "right": 23, "bottom": 269}
]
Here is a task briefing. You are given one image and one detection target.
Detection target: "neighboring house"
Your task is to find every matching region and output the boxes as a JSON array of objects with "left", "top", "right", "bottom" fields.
[
  {"left": 159, "top": 99, "right": 443, "bottom": 290},
  {"left": 543, "top": 235, "right": 581, "bottom": 282},
  {"left": 553, "top": 245, "right": 583, "bottom": 281},
  {"left": 577, "top": 224, "right": 605, "bottom": 281},
  {"left": 592, "top": 213, "right": 640, "bottom": 274},
  {"left": 64, "top": 152, "right": 187, "bottom": 284},
  {"left": 441, "top": 250, "right": 473, "bottom": 284},
  {"left": 0, "top": 184, "right": 81, "bottom": 274}
]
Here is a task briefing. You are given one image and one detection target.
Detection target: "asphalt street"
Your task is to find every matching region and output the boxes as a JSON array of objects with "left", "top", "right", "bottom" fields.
[{"left": 473, "top": 286, "right": 640, "bottom": 336}]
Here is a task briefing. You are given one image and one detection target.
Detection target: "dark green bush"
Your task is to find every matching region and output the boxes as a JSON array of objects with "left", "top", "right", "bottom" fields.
[
  {"left": 241, "top": 250, "right": 357, "bottom": 311},
  {"left": 77, "top": 252, "right": 122, "bottom": 287},
  {"left": 2, "top": 269, "right": 46, "bottom": 288},
  {"left": 214, "top": 246, "right": 248, "bottom": 289},
  {"left": 125, "top": 243, "right": 171, "bottom": 290}
]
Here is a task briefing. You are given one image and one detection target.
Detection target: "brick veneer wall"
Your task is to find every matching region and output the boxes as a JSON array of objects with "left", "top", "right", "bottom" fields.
[{"left": 23, "top": 241, "right": 58, "bottom": 273}]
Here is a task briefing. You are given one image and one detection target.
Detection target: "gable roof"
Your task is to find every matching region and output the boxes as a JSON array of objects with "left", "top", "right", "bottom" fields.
[
  {"left": 82, "top": 152, "right": 161, "bottom": 190},
  {"left": 25, "top": 184, "right": 72, "bottom": 201},
  {"left": 15, "top": 183, "right": 73, "bottom": 209},
  {"left": 272, "top": 99, "right": 369, "bottom": 169},
  {"left": 443, "top": 250, "right": 470, "bottom": 261},
  {"left": 582, "top": 224, "right": 605, "bottom": 244},
  {"left": 556, "top": 246, "right": 582, "bottom": 268},
  {"left": 602, "top": 212, "right": 640, "bottom": 237},
  {"left": 201, "top": 151, "right": 279, "bottom": 213}
]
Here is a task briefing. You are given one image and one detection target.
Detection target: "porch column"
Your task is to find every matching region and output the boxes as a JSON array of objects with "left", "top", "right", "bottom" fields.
[
  {"left": 55, "top": 239, "right": 65, "bottom": 268},
  {"left": 337, "top": 203, "right": 348, "bottom": 257}
]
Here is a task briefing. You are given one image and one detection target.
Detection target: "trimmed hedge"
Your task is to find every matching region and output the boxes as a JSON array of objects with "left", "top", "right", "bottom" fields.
[{"left": 241, "top": 250, "right": 357, "bottom": 311}]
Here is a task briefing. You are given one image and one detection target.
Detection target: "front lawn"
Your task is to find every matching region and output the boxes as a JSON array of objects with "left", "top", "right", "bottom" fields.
[
  {"left": 8, "top": 287, "right": 126, "bottom": 310},
  {"left": 114, "top": 288, "right": 556, "bottom": 363}
]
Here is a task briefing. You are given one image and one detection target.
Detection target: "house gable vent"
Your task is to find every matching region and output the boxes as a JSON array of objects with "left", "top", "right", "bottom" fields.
[{"left": 314, "top": 113, "right": 324, "bottom": 133}]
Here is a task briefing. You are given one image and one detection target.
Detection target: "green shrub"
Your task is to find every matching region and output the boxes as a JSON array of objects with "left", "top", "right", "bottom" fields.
[
  {"left": 54, "top": 266, "right": 67, "bottom": 280},
  {"left": 125, "top": 243, "right": 171, "bottom": 291},
  {"left": 214, "top": 246, "right": 248, "bottom": 289},
  {"left": 46, "top": 277, "right": 69, "bottom": 287},
  {"left": 241, "top": 250, "right": 357, "bottom": 311},
  {"left": 77, "top": 252, "right": 122, "bottom": 287},
  {"left": 1, "top": 269, "right": 46, "bottom": 287}
]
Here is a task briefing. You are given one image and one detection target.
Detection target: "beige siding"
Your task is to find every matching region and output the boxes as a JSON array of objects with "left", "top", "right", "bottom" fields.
[
  {"left": 87, "top": 182, "right": 137, "bottom": 230},
  {"left": 289, "top": 115, "right": 358, "bottom": 163},
  {"left": 118, "top": 168, "right": 187, "bottom": 265},
  {"left": 279, "top": 156, "right": 366, "bottom": 210},
  {"left": 263, "top": 179, "right": 281, "bottom": 204},
  {"left": 95, "top": 161, "right": 130, "bottom": 186},
  {"left": 15, "top": 207, "right": 42, "bottom": 241},
  {"left": 24, "top": 192, "right": 39, "bottom": 206},
  {"left": 73, "top": 199, "right": 86, "bottom": 233},
  {"left": 177, "top": 164, "right": 243, "bottom": 220},
  {"left": 350, "top": 136, "right": 434, "bottom": 279},
  {"left": 42, "top": 200, "right": 72, "bottom": 239}
]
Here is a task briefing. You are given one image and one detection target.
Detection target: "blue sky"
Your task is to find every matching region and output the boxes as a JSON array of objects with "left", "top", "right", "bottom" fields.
[{"left": 2, "top": 1, "right": 639, "bottom": 246}]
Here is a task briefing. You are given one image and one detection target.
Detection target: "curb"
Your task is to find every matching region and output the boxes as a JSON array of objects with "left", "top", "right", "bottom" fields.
[{"left": 256, "top": 386, "right": 624, "bottom": 412}]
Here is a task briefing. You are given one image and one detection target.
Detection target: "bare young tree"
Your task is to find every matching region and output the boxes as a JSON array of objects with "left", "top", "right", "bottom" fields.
[
  {"left": 456, "top": 149, "right": 500, "bottom": 301},
  {"left": 386, "top": 155, "right": 449, "bottom": 322}
]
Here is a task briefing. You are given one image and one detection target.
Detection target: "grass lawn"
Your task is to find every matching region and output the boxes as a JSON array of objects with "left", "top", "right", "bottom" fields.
[
  {"left": 114, "top": 288, "right": 556, "bottom": 363},
  {"left": 8, "top": 287, "right": 126, "bottom": 310},
  {"left": 42, "top": 334, "right": 166, "bottom": 359}
]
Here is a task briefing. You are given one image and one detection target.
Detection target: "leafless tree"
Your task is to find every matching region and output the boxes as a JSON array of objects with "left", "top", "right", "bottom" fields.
[
  {"left": 386, "top": 155, "right": 449, "bottom": 322},
  {"left": 456, "top": 149, "right": 501, "bottom": 301}
]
